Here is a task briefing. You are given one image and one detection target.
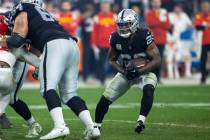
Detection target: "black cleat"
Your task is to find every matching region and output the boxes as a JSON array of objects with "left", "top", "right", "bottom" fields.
[
  {"left": 135, "top": 120, "right": 145, "bottom": 134},
  {"left": 0, "top": 113, "right": 12, "bottom": 129}
]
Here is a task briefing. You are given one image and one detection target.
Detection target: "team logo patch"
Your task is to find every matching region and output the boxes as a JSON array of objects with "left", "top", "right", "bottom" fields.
[{"left": 116, "top": 44, "right": 122, "bottom": 50}]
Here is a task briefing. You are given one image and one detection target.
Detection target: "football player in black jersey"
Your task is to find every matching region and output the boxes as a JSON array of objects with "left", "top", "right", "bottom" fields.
[
  {"left": 0, "top": 13, "right": 42, "bottom": 137},
  {"left": 94, "top": 9, "right": 161, "bottom": 134},
  {"left": 0, "top": 0, "right": 100, "bottom": 139}
]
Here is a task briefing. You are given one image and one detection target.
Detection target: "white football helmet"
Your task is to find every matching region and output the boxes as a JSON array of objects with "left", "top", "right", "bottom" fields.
[
  {"left": 116, "top": 9, "right": 139, "bottom": 38},
  {"left": 21, "top": 0, "right": 43, "bottom": 6}
]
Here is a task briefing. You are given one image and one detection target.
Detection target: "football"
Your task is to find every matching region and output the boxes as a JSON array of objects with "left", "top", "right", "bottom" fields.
[{"left": 128, "top": 57, "right": 148, "bottom": 69}]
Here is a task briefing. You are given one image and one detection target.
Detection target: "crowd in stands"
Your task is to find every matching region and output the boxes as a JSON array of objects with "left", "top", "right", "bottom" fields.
[{"left": 0, "top": 0, "right": 210, "bottom": 84}]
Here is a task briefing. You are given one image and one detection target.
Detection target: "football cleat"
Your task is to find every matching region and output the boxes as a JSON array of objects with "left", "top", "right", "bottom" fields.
[
  {"left": 0, "top": 113, "right": 12, "bottom": 129},
  {"left": 135, "top": 120, "right": 145, "bottom": 134},
  {"left": 94, "top": 123, "right": 102, "bottom": 130},
  {"left": 40, "top": 126, "right": 70, "bottom": 140},
  {"left": 84, "top": 126, "right": 101, "bottom": 140},
  {"left": 25, "top": 122, "right": 42, "bottom": 138}
]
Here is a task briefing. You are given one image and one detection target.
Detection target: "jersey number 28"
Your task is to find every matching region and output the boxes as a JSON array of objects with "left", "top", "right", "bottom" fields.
[{"left": 35, "top": 6, "right": 54, "bottom": 22}]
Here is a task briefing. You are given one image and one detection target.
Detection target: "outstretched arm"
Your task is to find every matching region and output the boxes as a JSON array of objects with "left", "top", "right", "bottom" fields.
[{"left": 11, "top": 47, "right": 40, "bottom": 68}]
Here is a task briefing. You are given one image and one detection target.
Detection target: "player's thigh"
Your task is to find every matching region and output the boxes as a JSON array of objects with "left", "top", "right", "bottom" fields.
[
  {"left": 39, "top": 39, "right": 71, "bottom": 94},
  {"left": 10, "top": 61, "right": 28, "bottom": 104},
  {"left": 59, "top": 41, "right": 80, "bottom": 104},
  {"left": 138, "top": 72, "right": 157, "bottom": 90},
  {"left": 103, "top": 73, "right": 131, "bottom": 102}
]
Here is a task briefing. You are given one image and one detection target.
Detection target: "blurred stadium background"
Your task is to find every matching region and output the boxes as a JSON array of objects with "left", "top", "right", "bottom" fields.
[
  {"left": 0, "top": 0, "right": 210, "bottom": 86},
  {"left": 0, "top": 0, "right": 210, "bottom": 140}
]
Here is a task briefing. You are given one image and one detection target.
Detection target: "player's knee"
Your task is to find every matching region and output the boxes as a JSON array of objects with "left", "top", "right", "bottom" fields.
[
  {"left": 60, "top": 91, "right": 77, "bottom": 104},
  {"left": 103, "top": 89, "right": 118, "bottom": 102},
  {"left": 142, "top": 73, "right": 157, "bottom": 88},
  {"left": 44, "top": 89, "right": 61, "bottom": 111},
  {"left": 97, "top": 96, "right": 112, "bottom": 108},
  {"left": 40, "top": 86, "right": 57, "bottom": 97},
  {"left": 66, "top": 96, "right": 88, "bottom": 116},
  {"left": 10, "top": 97, "right": 18, "bottom": 105}
]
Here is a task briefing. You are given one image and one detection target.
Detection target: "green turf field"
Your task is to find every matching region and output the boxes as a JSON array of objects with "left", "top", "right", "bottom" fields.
[{"left": 1, "top": 85, "right": 210, "bottom": 140}]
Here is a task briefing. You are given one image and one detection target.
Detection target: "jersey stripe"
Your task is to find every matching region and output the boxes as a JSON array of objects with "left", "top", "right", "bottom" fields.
[{"left": 43, "top": 44, "right": 47, "bottom": 94}]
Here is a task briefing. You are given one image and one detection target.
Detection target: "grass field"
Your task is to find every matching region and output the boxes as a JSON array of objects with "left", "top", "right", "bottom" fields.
[{"left": 0, "top": 85, "right": 210, "bottom": 140}]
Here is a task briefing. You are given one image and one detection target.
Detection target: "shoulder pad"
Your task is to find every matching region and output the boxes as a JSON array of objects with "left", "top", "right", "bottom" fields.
[{"left": 9, "top": 3, "right": 29, "bottom": 21}]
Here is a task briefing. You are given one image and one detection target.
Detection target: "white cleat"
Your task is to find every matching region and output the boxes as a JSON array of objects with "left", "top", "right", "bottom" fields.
[
  {"left": 40, "top": 126, "right": 70, "bottom": 140},
  {"left": 25, "top": 122, "right": 42, "bottom": 138},
  {"left": 84, "top": 126, "right": 101, "bottom": 140}
]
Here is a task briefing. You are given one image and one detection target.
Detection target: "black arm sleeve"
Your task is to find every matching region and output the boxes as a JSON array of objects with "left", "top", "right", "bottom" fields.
[{"left": 6, "top": 33, "right": 27, "bottom": 49}]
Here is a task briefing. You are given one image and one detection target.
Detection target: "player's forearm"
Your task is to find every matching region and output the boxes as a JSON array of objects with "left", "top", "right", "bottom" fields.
[
  {"left": 20, "top": 52, "right": 40, "bottom": 68},
  {"left": 0, "top": 36, "right": 8, "bottom": 47},
  {"left": 109, "top": 61, "right": 125, "bottom": 74},
  {"left": 11, "top": 47, "right": 40, "bottom": 68},
  {"left": 138, "top": 57, "right": 161, "bottom": 74}
]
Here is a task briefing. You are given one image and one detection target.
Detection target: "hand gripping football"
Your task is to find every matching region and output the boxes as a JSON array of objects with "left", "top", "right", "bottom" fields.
[{"left": 126, "top": 58, "right": 148, "bottom": 70}]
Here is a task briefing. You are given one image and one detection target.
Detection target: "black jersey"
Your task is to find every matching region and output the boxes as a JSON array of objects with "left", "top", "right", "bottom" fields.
[
  {"left": 10, "top": 3, "right": 71, "bottom": 52},
  {"left": 110, "top": 28, "right": 154, "bottom": 67}
]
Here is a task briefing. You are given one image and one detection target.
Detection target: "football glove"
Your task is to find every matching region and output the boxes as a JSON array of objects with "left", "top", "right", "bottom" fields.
[
  {"left": 32, "top": 68, "right": 39, "bottom": 80},
  {"left": 125, "top": 62, "right": 140, "bottom": 80}
]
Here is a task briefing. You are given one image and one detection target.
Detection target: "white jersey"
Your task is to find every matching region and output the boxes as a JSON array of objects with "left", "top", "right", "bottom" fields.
[
  {"left": 0, "top": 46, "right": 39, "bottom": 113},
  {"left": 169, "top": 12, "right": 192, "bottom": 41},
  {"left": 0, "top": 48, "right": 16, "bottom": 94}
]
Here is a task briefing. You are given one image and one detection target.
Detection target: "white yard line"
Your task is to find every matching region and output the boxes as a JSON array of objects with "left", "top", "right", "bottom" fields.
[
  {"left": 25, "top": 102, "right": 210, "bottom": 110},
  {"left": 8, "top": 116, "right": 210, "bottom": 129}
]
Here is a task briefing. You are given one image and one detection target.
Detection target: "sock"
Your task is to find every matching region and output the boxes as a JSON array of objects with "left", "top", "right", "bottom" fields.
[
  {"left": 95, "top": 96, "right": 112, "bottom": 124},
  {"left": 174, "top": 63, "right": 180, "bottom": 79},
  {"left": 137, "top": 115, "right": 146, "bottom": 123},
  {"left": 66, "top": 96, "right": 88, "bottom": 116},
  {"left": 44, "top": 89, "right": 65, "bottom": 128},
  {"left": 185, "top": 62, "right": 192, "bottom": 77},
  {"left": 167, "top": 63, "right": 174, "bottom": 78},
  {"left": 27, "top": 116, "right": 36, "bottom": 125},
  {"left": 140, "top": 84, "right": 155, "bottom": 117},
  {"left": 78, "top": 110, "right": 94, "bottom": 130},
  {"left": 10, "top": 99, "right": 32, "bottom": 121},
  {"left": 50, "top": 107, "right": 65, "bottom": 128}
]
